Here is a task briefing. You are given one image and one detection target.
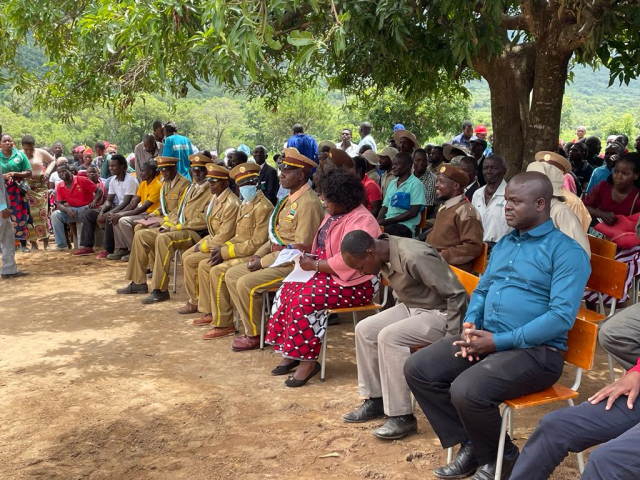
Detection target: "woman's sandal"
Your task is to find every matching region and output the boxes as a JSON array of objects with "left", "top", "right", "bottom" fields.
[
  {"left": 284, "top": 362, "right": 321, "bottom": 388},
  {"left": 271, "top": 360, "right": 300, "bottom": 376}
]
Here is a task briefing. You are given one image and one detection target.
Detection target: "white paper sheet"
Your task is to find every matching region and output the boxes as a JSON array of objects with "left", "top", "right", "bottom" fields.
[
  {"left": 269, "top": 248, "right": 303, "bottom": 268},
  {"left": 283, "top": 258, "right": 315, "bottom": 283}
]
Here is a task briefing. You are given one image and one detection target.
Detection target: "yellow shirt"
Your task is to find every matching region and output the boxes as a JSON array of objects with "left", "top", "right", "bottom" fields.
[{"left": 137, "top": 174, "right": 162, "bottom": 213}]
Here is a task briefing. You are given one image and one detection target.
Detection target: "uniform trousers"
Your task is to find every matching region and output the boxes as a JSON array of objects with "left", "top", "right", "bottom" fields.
[
  {"left": 599, "top": 303, "right": 640, "bottom": 371},
  {"left": 354, "top": 303, "right": 447, "bottom": 416},
  {"left": 113, "top": 214, "right": 148, "bottom": 251},
  {"left": 198, "top": 258, "right": 245, "bottom": 326},
  {"left": 181, "top": 245, "right": 209, "bottom": 305},
  {"left": 225, "top": 263, "right": 293, "bottom": 336},
  {"left": 510, "top": 397, "right": 640, "bottom": 480},
  {"left": 404, "top": 337, "right": 564, "bottom": 464},
  {"left": 0, "top": 216, "right": 17, "bottom": 275},
  {"left": 126, "top": 228, "right": 195, "bottom": 291}
]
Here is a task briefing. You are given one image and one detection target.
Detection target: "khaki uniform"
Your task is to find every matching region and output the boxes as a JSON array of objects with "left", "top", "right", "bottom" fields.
[
  {"left": 126, "top": 182, "right": 212, "bottom": 291},
  {"left": 199, "top": 191, "right": 274, "bottom": 325},
  {"left": 133, "top": 174, "right": 190, "bottom": 234},
  {"left": 225, "top": 186, "right": 324, "bottom": 336},
  {"left": 182, "top": 188, "right": 240, "bottom": 306}
]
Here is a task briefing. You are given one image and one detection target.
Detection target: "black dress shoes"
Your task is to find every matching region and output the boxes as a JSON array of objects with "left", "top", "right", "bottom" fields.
[
  {"left": 434, "top": 442, "right": 479, "bottom": 479},
  {"left": 1, "top": 271, "right": 29, "bottom": 279},
  {"left": 343, "top": 398, "right": 385, "bottom": 423},
  {"left": 471, "top": 444, "right": 520, "bottom": 480},
  {"left": 372, "top": 414, "right": 417, "bottom": 439},
  {"left": 141, "top": 289, "right": 170, "bottom": 304}
]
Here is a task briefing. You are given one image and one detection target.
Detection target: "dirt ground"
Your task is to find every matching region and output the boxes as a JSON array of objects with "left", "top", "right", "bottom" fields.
[{"left": 0, "top": 250, "right": 619, "bottom": 479}]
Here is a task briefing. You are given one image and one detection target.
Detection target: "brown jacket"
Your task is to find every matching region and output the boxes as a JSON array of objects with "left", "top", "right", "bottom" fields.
[
  {"left": 256, "top": 186, "right": 324, "bottom": 268},
  {"left": 198, "top": 188, "right": 241, "bottom": 252},
  {"left": 427, "top": 194, "right": 484, "bottom": 272},
  {"left": 220, "top": 190, "right": 274, "bottom": 262},
  {"left": 381, "top": 234, "right": 468, "bottom": 336},
  {"left": 164, "top": 182, "right": 213, "bottom": 242},
  {"left": 150, "top": 173, "right": 190, "bottom": 218}
]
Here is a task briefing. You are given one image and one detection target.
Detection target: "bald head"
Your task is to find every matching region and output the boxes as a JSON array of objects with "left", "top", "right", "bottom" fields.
[{"left": 504, "top": 172, "right": 553, "bottom": 232}]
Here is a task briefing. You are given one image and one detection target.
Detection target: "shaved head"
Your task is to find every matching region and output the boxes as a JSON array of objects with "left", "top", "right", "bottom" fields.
[{"left": 505, "top": 172, "right": 553, "bottom": 232}]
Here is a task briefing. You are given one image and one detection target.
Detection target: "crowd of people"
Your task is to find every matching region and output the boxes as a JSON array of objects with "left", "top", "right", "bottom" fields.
[{"left": 2, "top": 118, "right": 640, "bottom": 479}]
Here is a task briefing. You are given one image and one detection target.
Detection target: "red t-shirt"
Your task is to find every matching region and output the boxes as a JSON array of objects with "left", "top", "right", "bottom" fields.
[
  {"left": 583, "top": 181, "right": 640, "bottom": 216},
  {"left": 56, "top": 175, "right": 97, "bottom": 207},
  {"left": 362, "top": 175, "right": 383, "bottom": 212}
]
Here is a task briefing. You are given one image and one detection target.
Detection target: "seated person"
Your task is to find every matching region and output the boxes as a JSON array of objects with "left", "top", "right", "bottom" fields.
[
  {"left": 377, "top": 152, "right": 426, "bottom": 238},
  {"left": 404, "top": 172, "right": 590, "bottom": 480},
  {"left": 535, "top": 151, "right": 591, "bottom": 232},
  {"left": 569, "top": 141, "right": 593, "bottom": 195},
  {"left": 377, "top": 146, "right": 398, "bottom": 197},
  {"left": 354, "top": 155, "right": 382, "bottom": 218},
  {"left": 471, "top": 154, "right": 511, "bottom": 247},
  {"left": 459, "top": 156, "right": 480, "bottom": 201},
  {"left": 526, "top": 161, "right": 590, "bottom": 255},
  {"left": 413, "top": 148, "right": 436, "bottom": 217},
  {"left": 313, "top": 146, "right": 355, "bottom": 194},
  {"left": 86, "top": 165, "right": 107, "bottom": 208},
  {"left": 361, "top": 149, "right": 380, "bottom": 184},
  {"left": 177, "top": 164, "right": 240, "bottom": 315},
  {"left": 265, "top": 169, "right": 381, "bottom": 387},
  {"left": 72, "top": 154, "right": 138, "bottom": 257},
  {"left": 224, "top": 149, "right": 323, "bottom": 352},
  {"left": 116, "top": 155, "right": 213, "bottom": 304},
  {"left": 585, "top": 141, "right": 624, "bottom": 195},
  {"left": 426, "top": 164, "right": 484, "bottom": 272},
  {"left": 50, "top": 164, "right": 103, "bottom": 250},
  {"left": 197, "top": 163, "right": 274, "bottom": 337},
  {"left": 340, "top": 230, "right": 468, "bottom": 440},
  {"left": 107, "top": 160, "right": 162, "bottom": 260},
  {"left": 511, "top": 314, "right": 640, "bottom": 479}
]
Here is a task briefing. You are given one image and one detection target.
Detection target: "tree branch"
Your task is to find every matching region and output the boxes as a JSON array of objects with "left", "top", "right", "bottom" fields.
[{"left": 500, "top": 14, "right": 527, "bottom": 31}]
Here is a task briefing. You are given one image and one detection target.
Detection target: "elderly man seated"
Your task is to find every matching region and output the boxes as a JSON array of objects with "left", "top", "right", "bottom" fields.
[
  {"left": 404, "top": 172, "right": 591, "bottom": 480},
  {"left": 471, "top": 154, "right": 511, "bottom": 248},
  {"left": 426, "top": 164, "right": 484, "bottom": 272}
]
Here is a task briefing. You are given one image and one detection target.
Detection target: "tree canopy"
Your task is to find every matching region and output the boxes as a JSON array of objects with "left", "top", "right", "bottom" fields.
[{"left": 1, "top": 1, "right": 639, "bottom": 172}]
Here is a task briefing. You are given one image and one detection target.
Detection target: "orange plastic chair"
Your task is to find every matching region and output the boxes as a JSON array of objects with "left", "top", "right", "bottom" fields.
[
  {"left": 470, "top": 243, "right": 489, "bottom": 275},
  {"left": 587, "top": 235, "right": 616, "bottom": 259},
  {"left": 578, "top": 254, "right": 628, "bottom": 325}
]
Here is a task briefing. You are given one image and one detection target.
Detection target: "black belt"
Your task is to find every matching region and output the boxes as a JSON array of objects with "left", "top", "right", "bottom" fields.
[{"left": 545, "top": 345, "right": 566, "bottom": 358}]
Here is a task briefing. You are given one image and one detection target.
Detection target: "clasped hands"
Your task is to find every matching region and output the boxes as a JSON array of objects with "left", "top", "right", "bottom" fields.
[{"left": 453, "top": 322, "right": 496, "bottom": 362}]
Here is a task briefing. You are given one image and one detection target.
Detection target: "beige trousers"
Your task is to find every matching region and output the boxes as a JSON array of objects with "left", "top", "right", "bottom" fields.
[
  {"left": 355, "top": 303, "right": 447, "bottom": 416},
  {"left": 197, "top": 259, "right": 246, "bottom": 327},
  {"left": 181, "top": 245, "right": 209, "bottom": 305},
  {"left": 113, "top": 214, "right": 147, "bottom": 250}
]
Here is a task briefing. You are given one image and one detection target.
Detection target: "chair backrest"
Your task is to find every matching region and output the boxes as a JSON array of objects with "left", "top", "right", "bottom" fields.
[
  {"left": 586, "top": 254, "right": 628, "bottom": 300},
  {"left": 471, "top": 243, "right": 489, "bottom": 275},
  {"left": 565, "top": 318, "right": 598, "bottom": 370},
  {"left": 588, "top": 235, "right": 616, "bottom": 259},
  {"left": 451, "top": 266, "right": 480, "bottom": 296},
  {"left": 418, "top": 208, "right": 428, "bottom": 230}
]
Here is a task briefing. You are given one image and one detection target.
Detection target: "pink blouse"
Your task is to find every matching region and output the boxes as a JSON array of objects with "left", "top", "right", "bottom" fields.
[{"left": 312, "top": 203, "right": 381, "bottom": 287}]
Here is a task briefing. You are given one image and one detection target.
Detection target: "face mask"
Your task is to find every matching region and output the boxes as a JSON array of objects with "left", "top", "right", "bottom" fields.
[{"left": 239, "top": 185, "right": 258, "bottom": 202}]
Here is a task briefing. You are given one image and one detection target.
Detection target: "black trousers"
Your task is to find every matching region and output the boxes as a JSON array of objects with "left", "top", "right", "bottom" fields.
[
  {"left": 511, "top": 397, "right": 640, "bottom": 480},
  {"left": 404, "top": 335, "right": 564, "bottom": 464},
  {"left": 80, "top": 209, "right": 114, "bottom": 253}
]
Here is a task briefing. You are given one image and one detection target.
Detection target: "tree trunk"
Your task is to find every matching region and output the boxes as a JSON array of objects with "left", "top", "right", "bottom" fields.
[{"left": 474, "top": 44, "right": 535, "bottom": 178}]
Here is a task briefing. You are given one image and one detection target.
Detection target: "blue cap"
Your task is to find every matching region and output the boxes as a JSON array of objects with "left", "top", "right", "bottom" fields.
[
  {"left": 393, "top": 124, "right": 405, "bottom": 132},
  {"left": 237, "top": 144, "right": 251, "bottom": 155}
]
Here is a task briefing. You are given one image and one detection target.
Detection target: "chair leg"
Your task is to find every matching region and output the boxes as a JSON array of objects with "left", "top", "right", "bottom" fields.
[
  {"left": 320, "top": 329, "right": 328, "bottom": 382},
  {"left": 260, "top": 292, "right": 267, "bottom": 350},
  {"left": 608, "top": 353, "right": 617, "bottom": 384},
  {"left": 495, "top": 406, "right": 511, "bottom": 480},
  {"left": 172, "top": 250, "right": 179, "bottom": 293},
  {"left": 509, "top": 409, "right": 514, "bottom": 438},
  {"left": 352, "top": 311, "right": 357, "bottom": 328},
  {"left": 446, "top": 447, "right": 453, "bottom": 464},
  {"left": 234, "top": 309, "right": 240, "bottom": 333}
]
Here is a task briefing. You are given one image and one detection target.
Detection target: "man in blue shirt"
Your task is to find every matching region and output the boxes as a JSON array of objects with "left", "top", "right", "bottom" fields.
[
  {"left": 404, "top": 172, "right": 591, "bottom": 480},
  {"left": 286, "top": 124, "right": 318, "bottom": 162},
  {"left": 452, "top": 121, "right": 477, "bottom": 150},
  {"left": 377, "top": 152, "right": 426, "bottom": 237},
  {"left": 161, "top": 122, "right": 193, "bottom": 180},
  {"left": 585, "top": 141, "right": 623, "bottom": 195}
]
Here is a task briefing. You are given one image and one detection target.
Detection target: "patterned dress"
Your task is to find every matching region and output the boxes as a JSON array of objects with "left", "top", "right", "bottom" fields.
[
  {"left": 26, "top": 174, "right": 50, "bottom": 241},
  {"left": 265, "top": 215, "right": 379, "bottom": 360},
  {"left": 1, "top": 149, "right": 32, "bottom": 242}
]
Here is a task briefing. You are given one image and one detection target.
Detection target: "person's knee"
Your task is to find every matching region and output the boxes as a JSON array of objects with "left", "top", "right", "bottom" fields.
[
  {"left": 598, "top": 323, "right": 615, "bottom": 352},
  {"left": 450, "top": 376, "right": 485, "bottom": 409},
  {"left": 355, "top": 317, "right": 378, "bottom": 343}
]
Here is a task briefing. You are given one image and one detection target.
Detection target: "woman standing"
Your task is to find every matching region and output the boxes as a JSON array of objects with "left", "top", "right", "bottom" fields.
[
  {"left": 21, "top": 135, "right": 54, "bottom": 250},
  {"left": 1, "top": 134, "right": 32, "bottom": 251},
  {"left": 265, "top": 168, "right": 381, "bottom": 387}
]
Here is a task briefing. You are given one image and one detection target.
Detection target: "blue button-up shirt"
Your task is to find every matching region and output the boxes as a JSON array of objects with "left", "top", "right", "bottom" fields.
[
  {"left": 585, "top": 164, "right": 611, "bottom": 195},
  {"left": 286, "top": 133, "right": 318, "bottom": 162},
  {"left": 465, "top": 219, "right": 591, "bottom": 351}
]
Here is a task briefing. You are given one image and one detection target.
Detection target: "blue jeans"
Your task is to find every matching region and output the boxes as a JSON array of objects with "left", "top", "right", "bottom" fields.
[{"left": 51, "top": 206, "right": 89, "bottom": 248}]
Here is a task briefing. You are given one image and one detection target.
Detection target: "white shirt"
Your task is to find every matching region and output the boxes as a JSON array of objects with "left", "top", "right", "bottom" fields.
[
  {"left": 337, "top": 142, "right": 360, "bottom": 157},
  {"left": 49, "top": 171, "right": 64, "bottom": 187},
  {"left": 358, "top": 134, "right": 377, "bottom": 153},
  {"left": 471, "top": 179, "right": 512, "bottom": 242},
  {"left": 108, "top": 172, "right": 139, "bottom": 204}
]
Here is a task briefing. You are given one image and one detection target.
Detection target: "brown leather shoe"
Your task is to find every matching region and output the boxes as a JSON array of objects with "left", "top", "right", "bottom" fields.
[
  {"left": 177, "top": 302, "right": 199, "bottom": 315},
  {"left": 202, "top": 326, "right": 236, "bottom": 339},
  {"left": 231, "top": 335, "right": 260, "bottom": 351},
  {"left": 192, "top": 314, "right": 213, "bottom": 326}
]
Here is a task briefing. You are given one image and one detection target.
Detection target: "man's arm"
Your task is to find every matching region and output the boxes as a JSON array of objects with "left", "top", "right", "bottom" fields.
[
  {"left": 438, "top": 208, "right": 484, "bottom": 266},
  {"left": 109, "top": 194, "right": 135, "bottom": 214},
  {"left": 492, "top": 245, "right": 591, "bottom": 351},
  {"left": 379, "top": 205, "right": 421, "bottom": 226}
]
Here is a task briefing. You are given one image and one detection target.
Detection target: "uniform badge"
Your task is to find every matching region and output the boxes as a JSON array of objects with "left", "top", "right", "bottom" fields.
[
  {"left": 439, "top": 166, "right": 447, "bottom": 173},
  {"left": 291, "top": 202, "right": 298, "bottom": 209},
  {"left": 239, "top": 166, "right": 246, "bottom": 173}
]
